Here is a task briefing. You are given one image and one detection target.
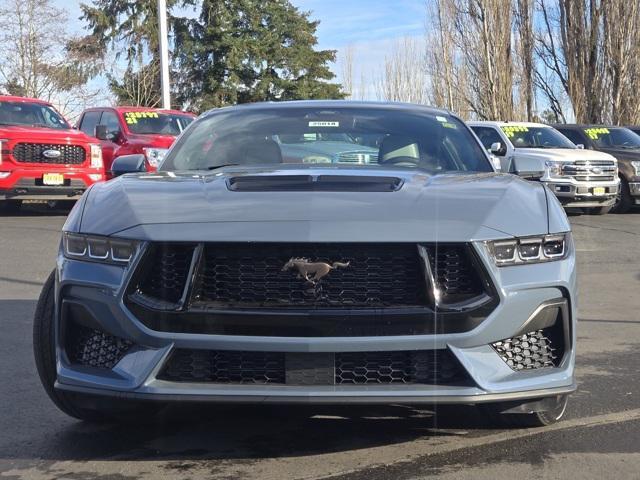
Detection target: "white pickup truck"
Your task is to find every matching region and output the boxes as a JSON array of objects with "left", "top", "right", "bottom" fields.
[{"left": 469, "top": 121, "right": 619, "bottom": 214}]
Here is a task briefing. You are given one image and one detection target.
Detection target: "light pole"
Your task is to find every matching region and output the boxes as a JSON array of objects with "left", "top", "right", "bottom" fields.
[{"left": 157, "top": 0, "right": 171, "bottom": 110}]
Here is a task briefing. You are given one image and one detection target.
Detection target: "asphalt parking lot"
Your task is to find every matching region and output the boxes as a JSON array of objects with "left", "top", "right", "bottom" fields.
[{"left": 1, "top": 205, "right": 639, "bottom": 480}]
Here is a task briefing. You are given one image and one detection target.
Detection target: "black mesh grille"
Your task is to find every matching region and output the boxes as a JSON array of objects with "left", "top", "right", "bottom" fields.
[
  {"left": 492, "top": 327, "right": 562, "bottom": 371},
  {"left": 427, "top": 245, "right": 484, "bottom": 298},
  {"left": 158, "top": 349, "right": 471, "bottom": 386},
  {"left": 159, "top": 349, "right": 286, "bottom": 384},
  {"left": 69, "top": 327, "right": 132, "bottom": 369},
  {"left": 135, "top": 244, "right": 195, "bottom": 304},
  {"left": 335, "top": 350, "right": 467, "bottom": 384},
  {"left": 12, "top": 143, "right": 86, "bottom": 164},
  {"left": 192, "top": 243, "right": 427, "bottom": 308}
]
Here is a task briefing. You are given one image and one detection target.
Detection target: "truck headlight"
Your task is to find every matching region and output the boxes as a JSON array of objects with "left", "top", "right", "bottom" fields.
[
  {"left": 486, "top": 233, "right": 571, "bottom": 266},
  {"left": 63, "top": 233, "right": 139, "bottom": 264},
  {"left": 631, "top": 160, "right": 640, "bottom": 176},
  {"left": 545, "top": 160, "right": 563, "bottom": 178},
  {"left": 90, "top": 144, "right": 103, "bottom": 169},
  {"left": 143, "top": 148, "right": 169, "bottom": 167}
]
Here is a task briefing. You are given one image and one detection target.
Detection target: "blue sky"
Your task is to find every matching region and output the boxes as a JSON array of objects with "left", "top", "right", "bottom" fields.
[{"left": 293, "top": 0, "right": 425, "bottom": 49}]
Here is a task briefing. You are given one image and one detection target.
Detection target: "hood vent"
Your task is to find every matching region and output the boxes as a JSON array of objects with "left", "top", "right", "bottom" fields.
[{"left": 227, "top": 175, "right": 404, "bottom": 192}]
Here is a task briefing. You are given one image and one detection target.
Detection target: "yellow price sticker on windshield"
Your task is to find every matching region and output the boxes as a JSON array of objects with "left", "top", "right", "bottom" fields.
[
  {"left": 584, "top": 127, "right": 609, "bottom": 140},
  {"left": 501, "top": 125, "right": 529, "bottom": 138},
  {"left": 124, "top": 111, "right": 160, "bottom": 125}
]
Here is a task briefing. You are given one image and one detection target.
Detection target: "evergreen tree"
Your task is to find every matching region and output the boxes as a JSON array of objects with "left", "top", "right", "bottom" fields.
[{"left": 173, "top": 0, "right": 344, "bottom": 111}]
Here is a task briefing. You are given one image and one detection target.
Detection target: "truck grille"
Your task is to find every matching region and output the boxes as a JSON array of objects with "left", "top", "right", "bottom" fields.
[
  {"left": 12, "top": 143, "right": 86, "bottom": 165},
  {"left": 158, "top": 349, "right": 471, "bottom": 386},
  {"left": 562, "top": 160, "right": 616, "bottom": 182}
]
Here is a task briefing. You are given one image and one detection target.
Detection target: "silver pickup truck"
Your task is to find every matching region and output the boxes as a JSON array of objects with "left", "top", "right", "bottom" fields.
[{"left": 469, "top": 121, "right": 619, "bottom": 214}]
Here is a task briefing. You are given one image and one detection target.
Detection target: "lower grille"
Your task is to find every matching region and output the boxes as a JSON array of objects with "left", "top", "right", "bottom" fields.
[
  {"left": 12, "top": 143, "right": 86, "bottom": 164},
  {"left": 159, "top": 349, "right": 285, "bottom": 384},
  {"left": 158, "top": 349, "right": 471, "bottom": 386},
  {"left": 492, "top": 327, "right": 562, "bottom": 371}
]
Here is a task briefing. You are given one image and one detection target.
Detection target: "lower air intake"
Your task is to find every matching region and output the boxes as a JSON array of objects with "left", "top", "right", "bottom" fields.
[
  {"left": 158, "top": 349, "right": 471, "bottom": 386},
  {"left": 71, "top": 327, "right": 132, "bottom": 369},
  {"left": 492, "top": 328, "right": 560, "bottom": 371}
]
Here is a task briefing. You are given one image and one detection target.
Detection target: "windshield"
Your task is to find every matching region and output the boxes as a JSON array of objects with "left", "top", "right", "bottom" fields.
[
  {"left": 584, "top": 127, "right": 640, "bottom": 149},
  {"left": 501, "top": 125, "right": 576, "bottom": 149},
  {"left": 161, "top": 106, "right": 492, "bottom": 174},
  {"left": 123, "top": 111, "right": 194, "bottom": 135},
  {"left": 0, "top": 101, "right": 70, "bottom": 130}
]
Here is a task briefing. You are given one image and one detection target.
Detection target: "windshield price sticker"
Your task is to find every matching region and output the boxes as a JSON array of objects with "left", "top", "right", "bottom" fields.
[
  {"left": 124, "top": 111, "right": 160, "bottom": 125},
  {"left": 501, "top": 125, "right": 529, "bottom": 138},
  {"left": 308, "top": 121, "right": 339, "bottom": 127},
  {"left": 585, "top": 127, "right": 610, "bottom": 140}
]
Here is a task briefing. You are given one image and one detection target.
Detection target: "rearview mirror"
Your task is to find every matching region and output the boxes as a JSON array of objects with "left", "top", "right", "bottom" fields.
[
  {"left": 94, "top": 124, "right": 109, "bottom": 140},
  {"left": 489, "top": 142, "right": 506, "bottom": 156},
  {"left": 512, "top": 157, "right": 544, "bottom": 180},
  {"left": 110, "top": 154, "right": 147, "bottom": 177}
]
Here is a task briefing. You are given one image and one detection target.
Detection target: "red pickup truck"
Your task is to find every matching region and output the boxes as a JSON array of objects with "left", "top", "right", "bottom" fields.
[
  {"left": 0, "top": 96, "right": 104, "bottom": 212},
  {"left": 76, "top": 106, "right": 195, "bottom": 175}
]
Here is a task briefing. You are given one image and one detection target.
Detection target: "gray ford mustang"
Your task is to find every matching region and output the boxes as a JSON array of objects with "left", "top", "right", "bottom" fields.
[{"left": 33, "top": 101, "right": 576, "bottom": 426}]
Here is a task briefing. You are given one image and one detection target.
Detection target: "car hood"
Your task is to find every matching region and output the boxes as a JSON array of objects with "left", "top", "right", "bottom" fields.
[
  {"left": 592, "top": 147, "right": 640, "bottom": 163},
  {"left": 0, "top": 125, "right": 94, "bottom": 143},
  {"left": 126, "top": 133, "right": 177, "bottom": 148},
  {"left": 516, "top": 148, "right": 616, "bottom": 162},
  {"left": 77, "top": 167, "right": 557, "bottom": 242}
]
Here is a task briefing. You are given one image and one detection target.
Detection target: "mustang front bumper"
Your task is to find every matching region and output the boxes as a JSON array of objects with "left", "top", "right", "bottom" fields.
[{"left": 53, "top": 242, "right": 577, "bottom": 405}]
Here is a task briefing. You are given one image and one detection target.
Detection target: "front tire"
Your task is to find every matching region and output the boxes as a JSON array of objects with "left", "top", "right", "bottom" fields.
[
  {"left": 483, "top": 394, "right": 569, "bottom": 428},
  {"left": 33, "top": 270, "right": 162, "bottom": 422},
  {"left": 612, "top": 176, "right": 632, "bottom": 214}
]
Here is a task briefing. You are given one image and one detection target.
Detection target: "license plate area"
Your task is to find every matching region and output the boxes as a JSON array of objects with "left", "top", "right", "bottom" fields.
[
  {"left": 592, "top": 186, "right": 606, "bottom": 196},
  {"left": 42, "top": 173, "right": 64, "bottom": 186}
]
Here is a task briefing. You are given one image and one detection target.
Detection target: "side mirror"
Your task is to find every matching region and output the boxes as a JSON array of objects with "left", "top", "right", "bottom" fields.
[
  {"left": 490, "top": 142, "right": 506, "bottom": 156},
  {"left": 512, "top": 157, "right": 544, "bottom": 180},
  {"left": 576, "top": 144, "right": 585, "bottom": 149},
  {"left": 110, "top": 154, "right": 147, "bottom": 177},
  {"left": 94, "top": 124, "right": 109, "bottom": 141}
]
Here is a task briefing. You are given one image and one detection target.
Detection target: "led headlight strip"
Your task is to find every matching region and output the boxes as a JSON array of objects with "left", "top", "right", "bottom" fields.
[
  {"left": 485, "top": 233, "right": 570, "bottom": 266},
  {"left": 63, "top": 233, "right": 139, "bottom": 264}
]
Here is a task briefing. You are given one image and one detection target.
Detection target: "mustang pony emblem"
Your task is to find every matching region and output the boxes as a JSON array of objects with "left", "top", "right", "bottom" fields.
[{"left": 282, "top": 258, "right": 350, "bottom": 285}]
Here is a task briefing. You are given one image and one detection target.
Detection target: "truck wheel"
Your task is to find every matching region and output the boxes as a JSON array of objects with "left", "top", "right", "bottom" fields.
[
  {"left": 0, "top": 200, "right": 22, "bottom": 213},
  {"left": 33, "top": 271, "right": 162, "bottom": 422},
  {"left": 587, "top": 206, "right": 612, "bottom": 215},
  {"left": 482, "top": 394, "right": 569, "bottom": 428},
  {"left": 611, "top": 176, "right": 632, "bottom": 214}
]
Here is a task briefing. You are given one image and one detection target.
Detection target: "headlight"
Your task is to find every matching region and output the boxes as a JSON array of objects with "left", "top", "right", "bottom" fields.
[
  {"left": 631, "top": 160, "right": 640, "bottom": 176},
  {"left": 143, "top": 147, "right": 169, "bottom": 167},
  {"left": 90, "top": 144, "right": 103, "bottom": 169},
  {"left": 485, "top": 233, "right": 571, "bottom": 266},
  {"left": 545, "top": 160, "right": 564, "bottom": 178},
  {"left": 63, "top": 233, "right": 139, "bottom": 264}
]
